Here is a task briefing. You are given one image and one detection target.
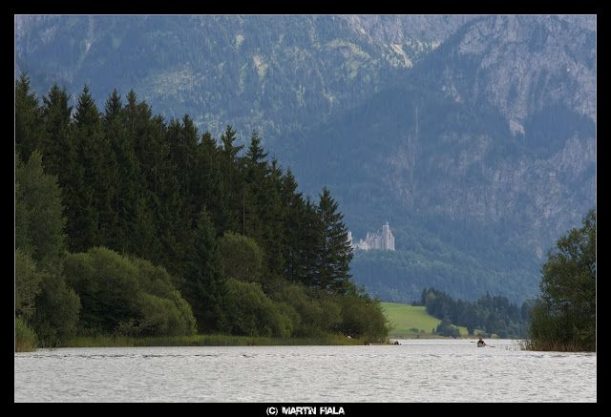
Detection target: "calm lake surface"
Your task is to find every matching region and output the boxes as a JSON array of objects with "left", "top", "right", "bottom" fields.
[{"left": 14, "top": 339, "right": 596, "bottom": 402}]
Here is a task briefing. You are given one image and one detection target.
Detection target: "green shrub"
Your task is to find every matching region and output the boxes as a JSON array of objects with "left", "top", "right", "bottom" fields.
[
  {"left": 65, "top": 247, "right": 140, "bottom": 333},
  {"left": 64, "top": 247, "right": 196, "bottom": 337},
  {"left": 15, "top": 249, "right": 43, "bottom": 320},
  {"left": 32, "top": 271, "right": 80, "bottom": 347},
  {"left": 337, "top": 295, "right": 389, "bottom": 342},
  {"left": 221, "top": 278, "right": 293, "bottom": 337},
  {"left": 218, "top": 232, "right": 264, "bottom": 283},
  {"left": 273, "top": 283, "right": 341, "bottom": 337},
  {"left": 435, "top": 318, "right": 460, "bottom": 338},
  {"left": 16, "top": 317, "right": 38, "bottom": 352}
]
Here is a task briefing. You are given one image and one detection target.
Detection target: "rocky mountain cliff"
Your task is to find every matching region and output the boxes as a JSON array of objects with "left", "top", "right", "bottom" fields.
[
  {"left": 14, "top": 14, "right": 596, "bottom": 302},
  {"left": 15, "top": 15, "right": 473, "bottom": 144}
]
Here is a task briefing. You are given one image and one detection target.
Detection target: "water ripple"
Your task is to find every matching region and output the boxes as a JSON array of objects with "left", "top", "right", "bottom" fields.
[{"left": 15, "top": 340, "right": 596, "bottom": 402}]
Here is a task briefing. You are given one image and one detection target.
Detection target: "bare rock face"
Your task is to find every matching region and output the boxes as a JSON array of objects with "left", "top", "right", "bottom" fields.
[
  {"left": 454, "top": 15, "right": 595, "bottom": 127},
  {"left": 395, "top": 15, "right": 596, "bottom": 258}
]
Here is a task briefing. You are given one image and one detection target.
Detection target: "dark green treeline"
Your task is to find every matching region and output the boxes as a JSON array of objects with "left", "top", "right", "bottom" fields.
[
  {"left": 15, "top": 75, "right": 388, "bottom": 348},
  {"left": 418, "top": 288, "right": 532, "bottom": 338}
]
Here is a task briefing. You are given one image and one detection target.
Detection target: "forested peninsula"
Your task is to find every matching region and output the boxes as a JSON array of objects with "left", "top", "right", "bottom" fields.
[{"left": 15, "top": 75, "right": 388, "bottom": 350}]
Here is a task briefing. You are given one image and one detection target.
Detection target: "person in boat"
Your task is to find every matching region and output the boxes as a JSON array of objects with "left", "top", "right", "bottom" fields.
[{"left": 477, "top": 337, "right": 486, "bottom": 347}]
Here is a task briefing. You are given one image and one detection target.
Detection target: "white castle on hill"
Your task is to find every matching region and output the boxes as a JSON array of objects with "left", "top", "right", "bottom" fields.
[{"left": 348, "top": 222, "right": 395, "bottom": 251}]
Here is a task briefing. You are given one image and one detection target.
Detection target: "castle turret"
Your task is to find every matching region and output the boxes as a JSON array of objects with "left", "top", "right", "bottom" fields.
[{"left": 381, "top": 222, "right": 395, "bottom": 251}]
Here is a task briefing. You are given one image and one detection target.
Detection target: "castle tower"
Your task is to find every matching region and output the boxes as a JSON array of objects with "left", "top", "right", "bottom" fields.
[{"left": 381, "top": 222, "right": 395, "bottom": 251}]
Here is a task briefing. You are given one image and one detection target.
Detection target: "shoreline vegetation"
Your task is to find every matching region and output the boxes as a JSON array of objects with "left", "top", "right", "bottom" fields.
[
  {"left": 19, "top": 333, "right": 509, "bottom": 352},
  {"left": 58, "top": 334, "right": 370, "bottom": 348},
  {"left": 16, "top": 334, "right": 590, "bottom": 352}
]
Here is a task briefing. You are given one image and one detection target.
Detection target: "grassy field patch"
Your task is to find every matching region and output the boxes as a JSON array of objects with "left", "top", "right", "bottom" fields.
[{"left": 381, "top": 302, "right": 468, "bottom": 337}]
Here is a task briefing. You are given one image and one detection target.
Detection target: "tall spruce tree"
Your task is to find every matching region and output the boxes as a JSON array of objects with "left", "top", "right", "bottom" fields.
[
  {"left": 15, "top": 74, "right": 43, "bottom": 162},
  {"left": 294, "top": 198, "right": 324, "bottom": 287},
  {"left": 103, "top": 89, "right": 145, "bottom": 252},
  {"left": 66, "top": 85, "right": 106, "bottom": 251},
  {"left": 279, "top": 169, "right": 303, "bottom": 283},
  {"left": 316, "top": 188, "right": 354, "bottom": 294},
  {"left": 219, "top": 125, "right": 244, "bottom": 233},
  {"left": 118, "top": 90, "right": 160, "bottom": 259},
  {"left": 195, "top": 131, "right": 223, "bottom": 233},
  {"left": 183, "top": 209, "right": 226, "bottom": 332},
  {"left": 242, "top": 131, "right": 268, "bottom": 238},
  {"left": 40, "top": 84, "right": 73, "bottom": 178},
  {"left": 260, "top": 158, "right": 285, "bottom": 276}
]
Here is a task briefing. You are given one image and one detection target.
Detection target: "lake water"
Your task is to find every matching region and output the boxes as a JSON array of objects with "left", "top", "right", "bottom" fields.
[{"left": 14, "top": 339, "right": 596, "bottom": 402}]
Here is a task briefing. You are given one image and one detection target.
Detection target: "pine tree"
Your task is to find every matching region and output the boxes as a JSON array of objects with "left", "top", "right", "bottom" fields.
[
  {"left": 64, "top": 85, "right": 109, "bottom": 251},
  {"left": 294, "top": 198, "right": 324, "bottom": 287},
  {"left": 167, "top": 116, "right": 198, "bottom": 198},
  {"left": 103, "top": 90, "right": 144, "bottom": 252},
  {"left": 153, "top": 117, "right": 193, "bottom": 279},
  {"left": 120, "top": 90, "right": 161, "bottom": 260},
  {"left": 259, "top": 158, "right": 285, "bottom": 276},
  {"left": 245, "top": 131, "right": 268, "bottom": 171},
  {"left": 279, "top": 169, "right": 303, "bottom": 283},
  {"left": 15, "top": 74, "right": 44, "bottom": 162},
  {"left": 195, "top": 131, "right": 223, "bottom": 233},
  {"left": 242, "top": 131, "right": 269, "bottom": 239},
  {"left": 316, "top": 187, "right": 354, "bottom": 294},
  {"left": 182, "top": 209, "right": 227, "bottom": 333},
  {"left": 40, "top": 84, "right": 73, "bottom": 178},
  {"left": 219, "top": 125, "right": 244, "bottom": 233}
]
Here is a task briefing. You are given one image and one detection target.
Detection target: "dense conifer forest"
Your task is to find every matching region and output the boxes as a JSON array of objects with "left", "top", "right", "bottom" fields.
[{"left": 15, "top": 75, "right": 388, "bottom": 348}]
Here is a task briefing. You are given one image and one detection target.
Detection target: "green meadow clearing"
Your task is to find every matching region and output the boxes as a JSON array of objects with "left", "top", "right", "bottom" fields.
[{"left": 381, "top": 302, "right": 468, "bottom": 338}]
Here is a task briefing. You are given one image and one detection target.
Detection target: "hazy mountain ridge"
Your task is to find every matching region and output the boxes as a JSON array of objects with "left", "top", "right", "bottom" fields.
[
  {"left": 14, "top": 14, "right": 596, "bottom": 303},
  {"left": 15, "top": 15, "right": 473, "bottom": 145}
]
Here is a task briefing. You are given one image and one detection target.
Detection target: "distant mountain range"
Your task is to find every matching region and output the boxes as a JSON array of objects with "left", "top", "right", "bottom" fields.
[{"left": 15, "top": 14, "right": 596, "bottom": 303}]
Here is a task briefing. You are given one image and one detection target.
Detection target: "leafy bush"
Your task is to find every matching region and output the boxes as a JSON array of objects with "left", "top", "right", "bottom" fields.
[
  {"left": 435, "top": 319, "right": 460, "bottom": 338},
  {"left": 218, "top": 232, "right": 264, "bottom": 283},
  {"left": 15, "top": 249, "right": 43, "bottom": 320},
  {"left": 337, "top": 294, "right": 388, "bottom": 342},
  {"left": 221, "top": 278, "right": 293, "bottom": 337},
  {"left": 15, "top": 317, "right": 38, "bottom": 352},
  {"left": 31, "top": 271, "right": 81, "bottom": 347},
  {"left": 64, "top": 247, "right": 196, "bottom": 337},
  {"left": 273, "top": 283, "right": 341, "bottom": 337}
]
